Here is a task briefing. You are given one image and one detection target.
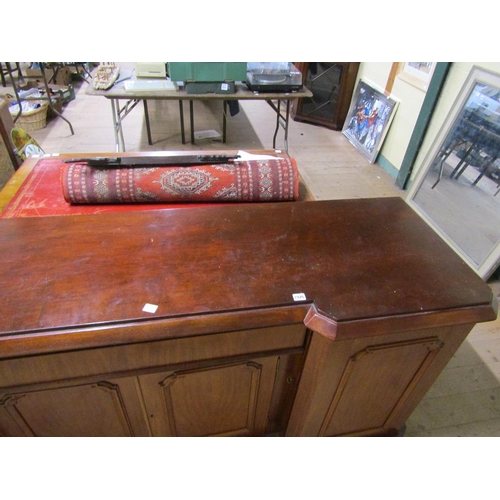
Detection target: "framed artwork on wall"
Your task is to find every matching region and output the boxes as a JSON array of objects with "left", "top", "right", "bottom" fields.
[
  {"left": 342, "top": 79, "right": 399, "bottom": 163},
  {"left": 386, "top": 62, "right": 437, "bottom": 94},
  {"left": 398, "top": 62, "right": 436, "bottom": 91}
]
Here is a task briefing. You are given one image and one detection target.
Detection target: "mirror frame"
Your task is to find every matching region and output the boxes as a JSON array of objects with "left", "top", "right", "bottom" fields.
[{"left": 406, "top": 66, "right": 500, "bottom": 280}]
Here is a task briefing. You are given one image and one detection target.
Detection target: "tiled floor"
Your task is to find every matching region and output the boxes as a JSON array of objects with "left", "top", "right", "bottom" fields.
[{"left": 3, "top": 67, "right": 500, "bottom": 436}]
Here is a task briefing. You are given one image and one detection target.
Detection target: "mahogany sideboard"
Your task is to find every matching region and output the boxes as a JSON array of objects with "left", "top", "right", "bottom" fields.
[{"left": 0, "top": 163, "right": 496, "bottom": 436}]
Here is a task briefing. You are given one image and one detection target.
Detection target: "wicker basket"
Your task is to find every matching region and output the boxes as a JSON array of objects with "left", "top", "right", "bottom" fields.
[{"left": 9, "top": 100, "right": 49, "bottom": 131}]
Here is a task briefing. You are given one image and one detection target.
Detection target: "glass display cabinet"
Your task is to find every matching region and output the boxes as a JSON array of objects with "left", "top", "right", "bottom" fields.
[{"left": 292, "top": 62, "right": 360, "bottom": 130}]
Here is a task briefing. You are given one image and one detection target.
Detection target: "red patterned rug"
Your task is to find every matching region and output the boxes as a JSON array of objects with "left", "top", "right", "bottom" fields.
[
  {"left": 62, "top": 158, "right": 299, "bottom": 204},
  {"left": 1, "top": 157, "right": 299, "bottom": 219}
]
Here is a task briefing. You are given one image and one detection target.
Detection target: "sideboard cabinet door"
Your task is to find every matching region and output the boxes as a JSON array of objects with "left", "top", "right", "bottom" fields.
[
  {"left": 138, "top": 356, "right": 279, "bottom": 437},
  {"left": 286, "top": 325, "right": 474, "bottom": 436},
  {"left": 0, "top": 376, "right": 150, "bottom": 437},
  {"left": 0, "top": 324, "right": 307, "bottom": 437}
]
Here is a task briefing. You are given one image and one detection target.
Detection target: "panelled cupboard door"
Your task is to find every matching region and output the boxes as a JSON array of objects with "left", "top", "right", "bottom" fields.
[
  {"left": 0, "top": 377, "right": 151, "bottom": 437},
  {"left": 318, "top": 337, "right": 444, "bottom": 436},
  {"left": 286, "top": 326, "right": 473, "bottom": 437},
  {"left": 139, "top": 356, "right": 279, "bottom": 437}
]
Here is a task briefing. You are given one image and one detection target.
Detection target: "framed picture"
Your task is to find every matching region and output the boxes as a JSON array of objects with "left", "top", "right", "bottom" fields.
[
  {"left": 398, "top": 62, "right": 436, "bottom": 91},
  {"left": 342, "top": 80, "right": 398, "bottom": 163}
]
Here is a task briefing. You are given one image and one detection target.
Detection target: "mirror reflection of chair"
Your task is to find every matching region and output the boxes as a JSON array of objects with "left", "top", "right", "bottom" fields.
[
  {"left": 431, "top": 109, "right": 474, "bottom": 188},
  {"left": 450, "top": 109, "right": 500, "bottom": 185},
  {"left": 432, "top": 107, "right": 500, "bottom": 189}
]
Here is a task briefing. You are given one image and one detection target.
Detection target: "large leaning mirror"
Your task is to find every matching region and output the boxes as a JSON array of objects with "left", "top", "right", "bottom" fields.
[{"left": 407, "top": 66, "right": 500, "bottom": 279}]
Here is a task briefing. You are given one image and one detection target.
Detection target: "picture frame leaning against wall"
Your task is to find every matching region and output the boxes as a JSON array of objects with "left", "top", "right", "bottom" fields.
[{"left": 342, "top": 79, "right": 399, "bottom": 164}]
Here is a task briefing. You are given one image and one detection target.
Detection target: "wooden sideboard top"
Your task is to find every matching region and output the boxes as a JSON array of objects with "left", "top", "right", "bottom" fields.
[{"left": 0, "top": 197, "right": 496, "bottom": 357}]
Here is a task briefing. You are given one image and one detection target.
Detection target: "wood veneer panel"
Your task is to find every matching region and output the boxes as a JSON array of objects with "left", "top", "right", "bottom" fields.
[
  {"left": 0, "top": 198, "right": 495, "bottom": 354},
  {"left": 0, "top": 376, "right": 150, "bottom": 437},
  {"left": 0, "top": 324, "right": 306, "bottom": 387},
  {"left": 286, "top": 324, "right": 474, "bottom": 436},
  {"left": 139, "top": 356, "right": 278, "bottom": 437}
]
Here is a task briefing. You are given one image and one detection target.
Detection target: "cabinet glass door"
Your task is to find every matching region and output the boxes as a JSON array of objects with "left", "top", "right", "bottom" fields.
[{"left": 301, "top": 63, "right": 344, "bottom": 121}]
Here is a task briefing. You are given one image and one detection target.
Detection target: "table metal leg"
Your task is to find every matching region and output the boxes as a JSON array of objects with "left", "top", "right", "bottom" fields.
[
  {"left": 0, "top": 62, "right": 6, "bottom": 87},
  {"left": 450, "top": 144, "right": 474, "bottom": 179},
  {"left": 431, "top": 158, "right": 446, "bottom": 189},
  {"left": 110, "top": 99, "right": 119, "bottom": 151},
  {"left": 284, "top": 100, "right": 290, "bottom": 151},
  {"left": 178, "top": 101, "right": 185, "bottom": 144},
  {"left": 190, "top": 100, "right": 195, "bottom": 144},
  {"left": 40, "top": 64, "right": 74, "bottom": 136},
  {"left": 473, "top": 155, "right": 498, "bottom": 186},
  {"left": 110, "top": 99, "right": 123, "bottom": 152},
  {"left": 268, "top": 98, "right": 290, "bottom": 151},
  {"left": 223, "top": 101, "right": 227, "bottom": 143},
  {"left": 143, "top": 100, "right": 153, "bottom": 145},
  {"left": 111, "top": 98, "right": 141, "bottom": 152},
  {"left": 273, "top": 100, "right": 281, "bottom": 149}
]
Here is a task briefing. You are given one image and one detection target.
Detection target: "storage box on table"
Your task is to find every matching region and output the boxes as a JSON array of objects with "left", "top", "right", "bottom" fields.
[{"left": 168, "top": 63, "right": 247, "bottom": 83}]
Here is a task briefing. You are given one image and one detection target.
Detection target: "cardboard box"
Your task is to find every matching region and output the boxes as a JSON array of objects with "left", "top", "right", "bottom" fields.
[{"left": 25, "top": 65, "right": 72, "bottom": 86}]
